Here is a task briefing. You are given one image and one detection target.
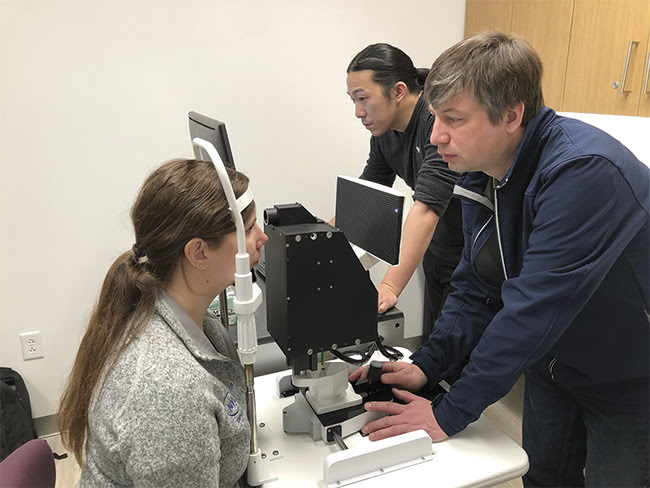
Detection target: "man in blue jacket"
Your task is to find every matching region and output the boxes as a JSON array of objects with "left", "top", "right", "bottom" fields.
[{"left": 351, "top": 32, "right": 649, "bottom": 487}]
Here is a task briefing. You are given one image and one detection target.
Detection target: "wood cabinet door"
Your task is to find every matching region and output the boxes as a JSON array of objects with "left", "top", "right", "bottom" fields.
[
  {"left": 510, "top": 0, "right": 574, "bottom": 112},
  {"left": 563, "top": 0, "right": 650, "bottom": 115},
  {"left": 637, "top": 29, "right": 650, "bottom": 117},
  {"left": 464, "top": 0, "right": 513, "bottom": 38}
]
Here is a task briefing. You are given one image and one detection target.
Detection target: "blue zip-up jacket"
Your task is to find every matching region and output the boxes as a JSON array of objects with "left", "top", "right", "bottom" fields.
[{"left": 411, "top": 107, "right": 649, "bottom": 436}]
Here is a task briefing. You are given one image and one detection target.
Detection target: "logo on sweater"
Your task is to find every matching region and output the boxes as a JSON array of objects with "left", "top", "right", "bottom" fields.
[{"left": 223, "top": 382, "right": 245, "bottom": 424}]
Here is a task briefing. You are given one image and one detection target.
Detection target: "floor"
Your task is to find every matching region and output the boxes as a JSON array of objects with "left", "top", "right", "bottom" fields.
[
  {"left": 44, "top": 376, "right": 525, "bottom": 488},
  {"left": 43, "top": 435, "right": 80, "bottom": 488}
]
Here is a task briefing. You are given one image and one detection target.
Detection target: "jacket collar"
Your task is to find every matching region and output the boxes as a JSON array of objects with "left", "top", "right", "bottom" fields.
[
  {"left": 156, "top": 291, "right": 229, "bottom": 362},
  {"left": 501, "top": 106, "right": 557, "bottom": 185}
]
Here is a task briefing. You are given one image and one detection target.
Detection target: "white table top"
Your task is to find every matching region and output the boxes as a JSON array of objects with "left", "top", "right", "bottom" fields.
[{"left": 253, "top": 360, "right": 528, "bottom": 487}]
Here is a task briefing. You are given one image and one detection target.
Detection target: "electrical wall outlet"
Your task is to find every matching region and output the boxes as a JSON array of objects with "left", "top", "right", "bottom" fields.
[{"left": 19, "top": 331, "right": 44, "bottom": 360}]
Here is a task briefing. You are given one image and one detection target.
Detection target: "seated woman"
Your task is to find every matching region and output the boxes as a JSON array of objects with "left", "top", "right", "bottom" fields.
[{"left": 57, "top": 158, "right": 268, "bottom": 487}]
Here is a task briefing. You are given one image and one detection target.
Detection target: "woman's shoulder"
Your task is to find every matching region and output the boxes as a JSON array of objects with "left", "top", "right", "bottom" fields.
[{"left": 95, "top": 316, "right": 199, "bottom": 403}]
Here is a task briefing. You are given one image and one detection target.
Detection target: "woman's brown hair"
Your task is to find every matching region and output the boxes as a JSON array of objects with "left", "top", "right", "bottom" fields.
[{"left": 57, "top": 159, "right": 254, "bottom": 464}]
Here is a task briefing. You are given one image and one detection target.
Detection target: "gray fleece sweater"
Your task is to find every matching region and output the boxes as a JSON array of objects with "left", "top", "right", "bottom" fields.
[{"left": 78, "top": 292, "right": 250, "bottom": 487}]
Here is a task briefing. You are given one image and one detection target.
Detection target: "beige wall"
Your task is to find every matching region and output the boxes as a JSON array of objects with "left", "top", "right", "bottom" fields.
[{"left": 0, "top": 0, "right": 465, "bottom": 417}]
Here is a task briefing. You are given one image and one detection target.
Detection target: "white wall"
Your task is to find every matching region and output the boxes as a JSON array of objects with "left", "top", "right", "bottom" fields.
[{"left": 0, "top": 0, "right": 465, "bottom": 417}]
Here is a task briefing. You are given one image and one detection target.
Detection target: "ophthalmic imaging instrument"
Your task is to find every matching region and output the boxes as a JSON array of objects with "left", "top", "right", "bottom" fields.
[{"left": 189, "top": 111, "right": 445, "bottom": 486}]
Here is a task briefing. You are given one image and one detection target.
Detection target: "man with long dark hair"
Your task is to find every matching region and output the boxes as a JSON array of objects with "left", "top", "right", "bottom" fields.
[{"left": 346, "top": 44, "right": 463, "bottom": 335}]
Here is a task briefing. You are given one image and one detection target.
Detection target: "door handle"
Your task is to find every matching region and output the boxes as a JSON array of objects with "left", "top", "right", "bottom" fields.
[
  {"left": 642, "top": 48, "right": 650, "bottom": 95},
  {"left": 620, "top": 40, "right": 639, "bottom": 94}
]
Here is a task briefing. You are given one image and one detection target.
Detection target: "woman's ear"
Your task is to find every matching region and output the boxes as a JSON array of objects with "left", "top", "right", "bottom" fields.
[{"left": 184, "top": 238, "right": 209, "bottom": 270}]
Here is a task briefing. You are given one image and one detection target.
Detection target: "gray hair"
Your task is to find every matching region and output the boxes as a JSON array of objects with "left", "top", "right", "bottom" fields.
[{"left": 424, "top": 31, "right": 544, "bottom": 126}]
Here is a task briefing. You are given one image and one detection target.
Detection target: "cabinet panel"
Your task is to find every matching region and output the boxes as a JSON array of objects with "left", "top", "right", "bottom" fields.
[
  {"left": 464, "top": 0, "right": 513, "bottom": 38},
  {"left": 511, "top": 0, "right": 574, "bottom": 111},
  {"left": 562, "top": 0, "right": 650, "bottom": 115}
]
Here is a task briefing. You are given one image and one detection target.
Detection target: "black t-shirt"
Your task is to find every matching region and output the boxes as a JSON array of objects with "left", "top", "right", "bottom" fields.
[{"left": 360, "top": 96, "right": 463, "bottom": 266}]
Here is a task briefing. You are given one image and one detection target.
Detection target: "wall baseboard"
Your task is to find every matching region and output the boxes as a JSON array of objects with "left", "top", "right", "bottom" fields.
[{"left": 403, "top": 336, "right": 423, "bottom": 352}]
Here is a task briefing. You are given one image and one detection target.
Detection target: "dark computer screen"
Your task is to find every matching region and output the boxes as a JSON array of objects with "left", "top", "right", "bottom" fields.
[
  {"left": 188, "top": 111, "right": 236, "bottom": 169},
  {"left": 335, "top": 176, "right": 404, "bottom": 266}
]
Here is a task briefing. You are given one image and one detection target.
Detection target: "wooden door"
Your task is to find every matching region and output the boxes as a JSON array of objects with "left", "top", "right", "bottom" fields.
[
  {"left": 562, "top": 0, "right": 650, "bottom": 115},
  {"left": 464, "top": 0, "right": 513, "bottom": 38},
  {"left": 510, "top": 0, "right": 574, "bottom": 111}
]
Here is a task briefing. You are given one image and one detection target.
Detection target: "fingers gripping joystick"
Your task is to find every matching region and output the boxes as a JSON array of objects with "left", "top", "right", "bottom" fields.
[
  {"left": 352, "top": 361, "right": 395, "bottom": 404},
  {"left": 367, "top": 361, "right": 384, "bottom": 387}
]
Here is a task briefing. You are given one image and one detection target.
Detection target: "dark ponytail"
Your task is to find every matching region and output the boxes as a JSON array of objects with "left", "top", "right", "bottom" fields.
[{"left": 415, "top": 67, "right": 430, "bottom": 90}]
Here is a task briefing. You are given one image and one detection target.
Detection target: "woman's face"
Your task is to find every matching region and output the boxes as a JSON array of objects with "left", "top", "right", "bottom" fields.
[
  {"left": 209, "top": 212, "right": 268, "bottom": 290},
  {"left": 242, "top": 213, "right": 268, "bottom": 268}
]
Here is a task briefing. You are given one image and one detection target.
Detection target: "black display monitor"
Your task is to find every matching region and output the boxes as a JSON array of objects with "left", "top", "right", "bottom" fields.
[
  {"left": 188, "top": 111, "right": 236, "bottom": 169},
  {"left": 335, "top": 176, "right": 404, "bottom": 266}
]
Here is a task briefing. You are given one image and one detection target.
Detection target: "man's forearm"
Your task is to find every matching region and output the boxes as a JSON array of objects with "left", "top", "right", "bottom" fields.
[{"left": 381, "top": 200, "right": 439, "bottom": 295}]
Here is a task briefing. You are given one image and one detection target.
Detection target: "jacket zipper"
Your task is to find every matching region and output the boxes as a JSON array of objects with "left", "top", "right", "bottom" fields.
[
  {"left": 493, "top": 184, "right": 509, "bottom": 280},
  {"left": 548, "top": 357, "right": 558, "bottom": 381},
  {"left": 472, "top": 215, "right": 493, "bottom": 255}
]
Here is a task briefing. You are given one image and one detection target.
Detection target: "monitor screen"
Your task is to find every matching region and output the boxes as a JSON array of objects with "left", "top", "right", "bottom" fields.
[
  {"left": 335, "top": 176, "right": 404, "bottom": 266},
  {"left": 188, "top": 111, "right": 236, "bottom": 169}
]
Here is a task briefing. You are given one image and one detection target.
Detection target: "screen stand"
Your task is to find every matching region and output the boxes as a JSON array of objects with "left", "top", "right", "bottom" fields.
[{"left": 351, "top": 243, "right": 379, "bottom": 271}]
